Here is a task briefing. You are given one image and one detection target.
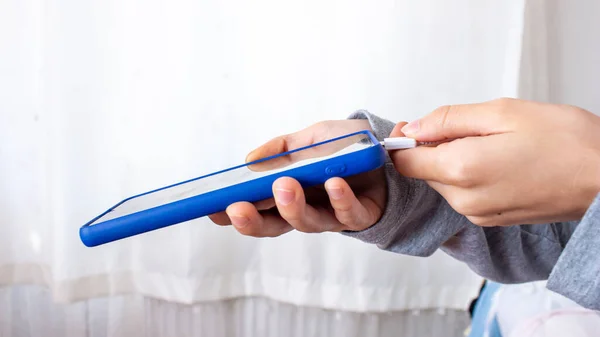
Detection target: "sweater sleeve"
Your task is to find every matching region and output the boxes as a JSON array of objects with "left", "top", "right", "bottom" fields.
[{"left": 343, "top": 110, "right": 599, "bottom": 311}]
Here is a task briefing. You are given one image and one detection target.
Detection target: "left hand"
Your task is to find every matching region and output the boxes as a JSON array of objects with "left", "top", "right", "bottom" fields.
[
  {"left": 208, "top": 119, "right": 392, "bottom": 237},
  {"left": 391, "top": 98, "right": 600, "bottom": 226}
]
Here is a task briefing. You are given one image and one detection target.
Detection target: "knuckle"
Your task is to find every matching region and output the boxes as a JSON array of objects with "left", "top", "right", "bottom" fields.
[
  {"left": 314, "top": 120, "right": 330, "bottom": 128},
  {"left": 450, "top": 196, "right": 479, "bottom": 216},
  {"left": 431, "top": 104, "right": 471, "bottom": 136},
  {"left": 208, "top": 214, "right": 230, "bottom": 226},
  {"left": 261, "top": 226, "right": 289, "bottom": 238},
  {"left": 338, "top": 208, "right": 377, "bottom": 231},
  {"left": 491, "top": 97, "right": 513, "bottom": 105},
  {"left": 336, "top": 212, "right": 360, "bottom": 228},
  {"left": 313, "top": 120, "right": 332, "bottom": 134},
  {"left": 280, "top": 212, "right": 317, "bottom": 233},
  {"left": 468, "top": 215, "right": 502, "bottom": 227},
  {"left": 236, "top": 225, "right": 264, "bottom": 237},
  {"left": 489, "top": 97, "right": 515, "bottom": 114},
  {"left": 264, "top": 232, "right": 284, "bottom": 238},
  {"left": 466, "top": 216, "right": 487, "bottom": 226},
  {"left": 292, "top": 221, "right": 321, "bottom": 233},
  {"left": 558, "top": 104, "right": 590, "bottom": 127},
  {"left": 433, "top": 105, "right": 453, "bottom": 130},
  {"left": 333, "top": 201, "right": 354, "bottom": 213},
  {"left": 441, "top": 157, "right": 473, "bottom": 186},
  {"left": 435, "top": 145, "right": 453, "bottom": 167},
  {"left": 280, "top": 211, "right": 302, "bottom": 225}
]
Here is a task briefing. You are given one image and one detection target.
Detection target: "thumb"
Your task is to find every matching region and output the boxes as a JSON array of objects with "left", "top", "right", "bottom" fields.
[
  {"left": 388, "top": 121, "right": 443, "bottom": 182},
  {"left": 400, "top": 100, "right": 510, "bottom": 142}
]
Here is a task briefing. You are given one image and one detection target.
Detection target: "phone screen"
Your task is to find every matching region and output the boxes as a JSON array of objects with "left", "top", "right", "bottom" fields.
[{"left": 88, "top": 132, "right": 375, "bottom": 225}]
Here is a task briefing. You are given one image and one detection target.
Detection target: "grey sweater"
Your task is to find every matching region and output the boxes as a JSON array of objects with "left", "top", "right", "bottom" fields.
[{"left": 345, "top": 110, "right": 600, "bottom": 311}]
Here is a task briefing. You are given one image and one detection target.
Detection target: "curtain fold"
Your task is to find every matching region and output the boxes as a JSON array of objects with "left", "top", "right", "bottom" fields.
[{"left": 0, "top": 285, "right": 471, "bottom": 337}]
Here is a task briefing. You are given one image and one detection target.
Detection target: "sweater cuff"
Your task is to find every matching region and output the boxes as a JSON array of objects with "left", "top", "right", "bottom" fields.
[
  {"left": 546, "top": 192, "right": 600, "bottom": 311},
  {"left": 342, "top": 110, "right": 410, "bottom": 245},
  {"left": 348, "top": 109, "right": 395, "bottom": 143}
]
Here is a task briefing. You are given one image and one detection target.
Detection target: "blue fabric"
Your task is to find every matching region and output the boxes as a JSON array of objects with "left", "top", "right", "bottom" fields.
[{"left": 469, "top": 282, "right": 503, "bottom": 337}]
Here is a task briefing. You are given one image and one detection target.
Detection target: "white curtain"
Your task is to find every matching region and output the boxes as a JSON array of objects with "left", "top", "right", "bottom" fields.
[
  {"left": 3, "top": 0, "right": 598, "bottom": 335},
  {"left": 1, "top": 285, "right": 472, "bottom": 337}
]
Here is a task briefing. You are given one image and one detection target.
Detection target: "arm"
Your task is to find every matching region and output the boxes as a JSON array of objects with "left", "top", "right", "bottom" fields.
[{"left": 346, "top": 110, "right": 600, "bottom": 310}]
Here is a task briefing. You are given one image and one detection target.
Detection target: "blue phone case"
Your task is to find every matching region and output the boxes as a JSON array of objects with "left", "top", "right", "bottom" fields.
[{"left": 80, "top": 130, "right": 386, "bottom": 247}]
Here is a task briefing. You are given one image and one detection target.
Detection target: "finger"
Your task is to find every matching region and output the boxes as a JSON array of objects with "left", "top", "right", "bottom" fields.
[
  {"left": 389, "top": 120, "right": 447, "bottom": 182},
  {"left": 390, "top": 121, "right": 442, "bottom": 147},
  {"left": 467, "top": 209, "right": 536, "bottom": 227},
  {"left": 425, "top": 180, "right": 447, "bottom": 194},
  {"left": 208, "top": 211, "right": 231, "bottom": 226},
  {"left": 225, "top": 202, "right": 293, "bottom": 237},
  {"left": 272, "top": 177, "right": 343, "bottom": 233},
  {"left": 391, "top": 135, "right": 492, "bottom": 185},
  {"left": 426, "top": 178, "right": 524, "bottom": 220},
  {"left": 468, "top": 206, "right": 580, "bottom": 227},
  {"left": 389, "top": 121, "right": 409, "bottom": 138},
  {"left": 246, "top": 120, "right": 371, "bottom": 172},
  {"left": 246, "top": 133, "right": 361, "bottom": 172},
  {"left": 254, "top": 197, "right": 276, "bottom": 211},
  {"left": 324, "top": 177, "right": 381, "bottom": 230},
  {"left": 400, "top": 99, "right": 514, "bottom": 142},
  {"left": 245, "top": 136, "right": 295, "bottom": 172},
  {"left": 208, "top": 197, "right": 276, "bottom": 226},
  {"left": 246, "top": 122, "right": 324, "bottom": 164},
  {"left": 389, "top": 146, "right": 445, "bottom": 182}
]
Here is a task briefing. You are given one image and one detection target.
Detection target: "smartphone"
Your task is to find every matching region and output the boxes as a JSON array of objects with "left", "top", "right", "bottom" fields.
[{"left": 79, "top": 130, "right": 386, "bottom": 247}]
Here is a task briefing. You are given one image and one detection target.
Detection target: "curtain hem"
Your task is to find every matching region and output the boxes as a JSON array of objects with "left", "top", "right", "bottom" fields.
[{"left": 0, "top": 263, "right": 480, "bottom": 312}]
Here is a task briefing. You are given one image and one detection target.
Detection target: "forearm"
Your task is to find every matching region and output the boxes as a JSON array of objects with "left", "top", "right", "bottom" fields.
[
  {"left": 345, "top": 110, "right": 576, "bottom": 282},
  {"left": 547, "top": 193, "right": 600, "bottom": 310}
]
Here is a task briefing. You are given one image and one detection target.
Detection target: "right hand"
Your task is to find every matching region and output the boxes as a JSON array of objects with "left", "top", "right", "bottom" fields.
[
  {"left": 389, "top": 98, "right": 600, "bottom": 226},
  {"left": 208, "top": 120, "right": 401, "bottom": 237}
]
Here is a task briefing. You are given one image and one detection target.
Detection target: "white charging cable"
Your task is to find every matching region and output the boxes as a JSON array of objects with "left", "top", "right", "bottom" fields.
[{"left": 379, "top": 137, "right": 417, "bottom": 150}]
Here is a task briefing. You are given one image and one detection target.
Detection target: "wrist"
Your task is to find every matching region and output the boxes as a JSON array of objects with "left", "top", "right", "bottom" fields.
[
  {"left": 593, "top": 151, "right": 600, "bottom": 197},
  {"left": 591, "top": 116, "right": 600, "bottom": 202},
  {"left": 577, "top": 111, "right": 600, "bottom": 216},
  {"left": 578, "top": 144, "right": 600, "bottom": 217},
  {"left": 347, "top": 110, "right": 396, "bottom": 141}
]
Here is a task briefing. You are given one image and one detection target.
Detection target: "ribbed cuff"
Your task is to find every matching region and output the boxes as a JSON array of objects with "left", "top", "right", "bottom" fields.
[
  {"left": 348, "top": 109, "right": 395, "bottom": 142},
  {"left": 547, "top": 192, "right": 600, "bottom": 311},
  {"left": 342, "top": 110, "right": 410, "bottom": 245}
]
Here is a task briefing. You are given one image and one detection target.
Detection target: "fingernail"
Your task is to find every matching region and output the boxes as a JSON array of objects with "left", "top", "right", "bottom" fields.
[
  {"left": 326, "top": 186, "right": 344, "bottom": 200},
  {"left": 274, "top": 188, "right": 295, "bottom": 205},
  {"left": 230, "top": 215, "right": 249, "bottom": 228},
  {"left": 245, "top": 151, "right": 256, "bottom": 163},
  {"left": 401, "top": 120, "right": 420, "bottom": 135}
]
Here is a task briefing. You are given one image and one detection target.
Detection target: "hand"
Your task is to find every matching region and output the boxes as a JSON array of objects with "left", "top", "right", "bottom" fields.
[
  {"left": 208, "top": 120, "right": 393, "bottom": 237},
  {"left": 391, "top": 98, "right": 600, "bottom": 226}
]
